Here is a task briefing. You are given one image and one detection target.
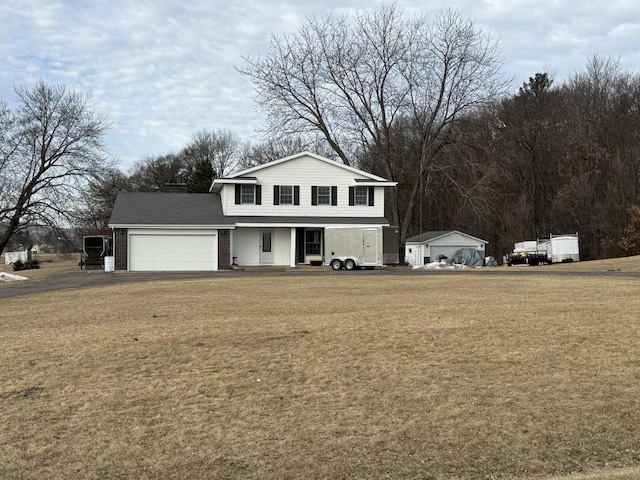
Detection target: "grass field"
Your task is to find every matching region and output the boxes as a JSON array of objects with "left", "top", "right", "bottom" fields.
[
  {"left": 0, "top": 253, "right": 80, "bottom": 280},
  {"left": 1, "top": 258, "right": 640, "bottom": 479}
]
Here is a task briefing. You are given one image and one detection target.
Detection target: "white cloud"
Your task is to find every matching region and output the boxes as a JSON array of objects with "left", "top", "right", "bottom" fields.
[{"left": 2, "top": 0, "right": 640, "bottom": 169}]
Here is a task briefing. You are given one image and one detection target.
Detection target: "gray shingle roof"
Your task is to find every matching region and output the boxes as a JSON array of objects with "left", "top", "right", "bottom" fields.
[
  {"left": 406, "top": 231, "right": 454, "bottom": 243},
  {"left": 406, "top": 230, "right": 488, "bottom": 244},
  {"left": 109, "top": 192, "right": 390, "bottom": 227},
  {"left": 109, "top": 192, "right": 229, "bottom": 226},
  {"left": 226, "top": 216, "right": 389, "bottom": 225}
]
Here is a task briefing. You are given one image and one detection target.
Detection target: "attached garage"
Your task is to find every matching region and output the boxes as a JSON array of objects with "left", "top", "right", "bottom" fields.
[
  {"left": 128, "top": 229, "right": 218, "bottom": 271},
  {"left": 109, "top": 193, "right": 233, "bottom": 272}
]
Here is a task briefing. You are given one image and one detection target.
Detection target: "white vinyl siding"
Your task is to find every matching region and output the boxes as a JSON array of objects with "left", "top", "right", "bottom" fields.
[
  {"left": 232, "top": 228, "right": 292, "bottom": 266},
  {"left": 221, "top": 154, "right": 385, "bottom": 217},
  {"left": 404, "top": 231, "right": 487, "bottom": 267}
]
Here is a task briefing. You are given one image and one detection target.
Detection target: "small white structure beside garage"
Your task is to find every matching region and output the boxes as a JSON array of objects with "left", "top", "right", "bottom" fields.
[{"left": 405, "top": 230, "right": 488, "bottom": 267}]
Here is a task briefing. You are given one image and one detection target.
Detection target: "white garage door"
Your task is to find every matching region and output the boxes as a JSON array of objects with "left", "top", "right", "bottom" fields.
[{"left": 129, "top": 232, "right": 218, "bottom": 271}]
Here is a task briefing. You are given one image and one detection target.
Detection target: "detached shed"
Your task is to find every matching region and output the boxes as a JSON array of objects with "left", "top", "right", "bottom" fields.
[{"left": 405, "top": 230, "right": 488, "bottom": 267}]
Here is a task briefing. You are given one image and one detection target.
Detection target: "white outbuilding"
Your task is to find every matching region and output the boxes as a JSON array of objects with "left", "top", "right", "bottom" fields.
[{"left": 405, "top": 230, "right": 488, "bottom": 267}]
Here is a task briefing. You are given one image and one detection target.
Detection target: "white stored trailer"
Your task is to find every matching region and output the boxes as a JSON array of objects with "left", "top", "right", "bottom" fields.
[
  {"left": 506, "top": 232, "right": 579, "bottom": 265},
  {"left": 4, "top": 250, "right": 31, "bottom": 265},
  {"left": 544, "top": 233, "right": 580, "bottom": 263},
  {"left": 325, "top": 226, "right": 399, "bottom": 270}
]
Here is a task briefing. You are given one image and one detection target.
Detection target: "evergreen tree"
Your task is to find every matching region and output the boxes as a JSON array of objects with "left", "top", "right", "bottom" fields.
[{"left": 187, "top": 158, "right": 215, "bottom": 193}]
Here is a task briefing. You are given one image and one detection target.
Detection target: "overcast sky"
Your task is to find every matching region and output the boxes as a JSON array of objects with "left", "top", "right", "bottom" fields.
[{"left": 2, "top": 0, "right": 639, "bottom": 170}]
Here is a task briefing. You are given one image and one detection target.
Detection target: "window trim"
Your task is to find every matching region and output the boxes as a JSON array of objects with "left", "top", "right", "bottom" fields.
[
  {"left": 235, "top": 184, "right": 262, "bottom": 205},
  {"left": 354, "top": 186, "right": 368, "bottom": 205},
  {"left": 280, "top": 185, "right": 293, "bottom": 205},
  {"left": 312, "top": 185, "right": 338, "bottom": 206},
  {"left": 348, "top": 186, "right": 374, "bottom": 206},
  {"left": 317, "top": 186, "right": 331, "bottom": 205},
  {"left": 274, "top": 185, "right": 300, "bottom": 206},
  {"left": 241, "top": 184, "right": 255, "bottom": 204}
]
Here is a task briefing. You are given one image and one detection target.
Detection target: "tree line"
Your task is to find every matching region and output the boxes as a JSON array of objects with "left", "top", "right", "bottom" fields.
[
  {"left": 240, "top": 5, "right": 640, "bottom": 260},
  {"left": 2, "top": 5, "right": 640, "bottom": 260}
]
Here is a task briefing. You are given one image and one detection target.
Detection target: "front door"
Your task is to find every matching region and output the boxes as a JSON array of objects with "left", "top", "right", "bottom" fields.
[{"left": 259, "top": 230, "right": 274, "bottom": 264}]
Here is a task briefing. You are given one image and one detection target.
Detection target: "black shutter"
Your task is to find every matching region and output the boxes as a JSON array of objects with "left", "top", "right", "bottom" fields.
[
  {"left": 294, "top": 186, "right": 300, "bottom": 205},
  {"left": 273, "top": 185, "right": 280, "bottom": 205},
  {"left": 331, "top": 186, "right": 338, "bottom": 206},
  {"left": 256, "top": 185, "right": 262, "bottom": 205},
  {"left": 368, "top": 187, "right": 375, "bottom": 206},
  {"left": 349, "top": 186, "right": 355, "bottom": 206},
  {"left": 311, "top": 186, "right": 318, "bottom": 206},
  {"left": 235, "top": 184, "right": 241, "bottom": 204}
]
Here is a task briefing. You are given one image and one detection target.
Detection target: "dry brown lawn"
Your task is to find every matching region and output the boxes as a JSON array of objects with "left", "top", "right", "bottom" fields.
[
  {"left": 0, "top": 253, "right": 80, "bottom": 281},
  {"left": 531, "top": 255, "right": 640, "bottom": 272},
  {"left": 2, "top": 270, "right": 640, "bottom": 479}
]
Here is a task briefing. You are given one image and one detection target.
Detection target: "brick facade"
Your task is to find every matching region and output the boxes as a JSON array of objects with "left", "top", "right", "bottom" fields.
[
  {"left": 218, "top": 229, "right": 231, "bottom": 269},
  {"left": 114, "top": 228, "right": 128, "bottom": 270}
]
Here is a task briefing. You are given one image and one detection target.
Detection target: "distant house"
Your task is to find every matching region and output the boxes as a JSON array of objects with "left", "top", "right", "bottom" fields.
[
  {"left": 108, "top": 151, "right": 396, "bottom": 271},
  {"left": 404, "top": 230, "right": 488, "bottom": 267}
]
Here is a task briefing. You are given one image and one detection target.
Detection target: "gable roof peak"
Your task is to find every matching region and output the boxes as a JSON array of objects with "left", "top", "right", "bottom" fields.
[{"left": 225, "top": 151, "right": 392, "bottom": 182}]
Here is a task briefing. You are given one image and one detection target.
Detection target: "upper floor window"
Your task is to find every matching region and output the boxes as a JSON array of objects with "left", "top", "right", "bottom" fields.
[
  {"left": 273, "top": 185, "right": 300, "bottom": 205},
  {"left": 280, "top": 186, "right": 293, "bottom": 204},
  {"left": 317, "top": 186, "right": 330, "bottom": 205},
  {"left": 349, "top": 186, "right": 375, "bottom": 206},
  {"left": 235, "top": 184, "right": 262, "bottom": 205},
  {"left": 311, "top": 186, "right": 337, "bottom": 206},
  {"left": 355, "top": 186, "right": 368, "bottom": 205},
  {"left": 241, "top": 185, "right": 255, "bottom": 204}
]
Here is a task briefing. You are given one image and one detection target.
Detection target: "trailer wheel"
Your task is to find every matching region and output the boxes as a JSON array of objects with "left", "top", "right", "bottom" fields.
[
  {"left": 330, "top": 259, "right": 343, "bottom": 271},
  {"left": 344, "top": 258, "right": 356, "bottom": 270}
]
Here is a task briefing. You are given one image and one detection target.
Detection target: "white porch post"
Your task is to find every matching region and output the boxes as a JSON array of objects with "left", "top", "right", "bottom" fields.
[{"left": 290, "top": 228, "right": 296, "bottom": 268}]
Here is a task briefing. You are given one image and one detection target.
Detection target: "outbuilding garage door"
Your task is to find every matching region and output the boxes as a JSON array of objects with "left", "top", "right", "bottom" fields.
[{"left": 129, "top": 232, "right": 218, "bottom": 271}]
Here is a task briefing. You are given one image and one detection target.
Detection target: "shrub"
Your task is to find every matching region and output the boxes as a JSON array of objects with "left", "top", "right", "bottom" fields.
[{"left": 12, "top": 259, "right": 41, "bottom": 271}]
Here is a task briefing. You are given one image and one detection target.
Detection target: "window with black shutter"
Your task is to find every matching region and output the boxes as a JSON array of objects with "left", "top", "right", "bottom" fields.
[
  {"left": 274, "top": 185, "right": 298, "bottom": 205},
  {"left": 349, "top": 186, "right": 375, "bottom": 206},
  {"left": 313, "top": 186, "right": 337, "bottom": 206}
]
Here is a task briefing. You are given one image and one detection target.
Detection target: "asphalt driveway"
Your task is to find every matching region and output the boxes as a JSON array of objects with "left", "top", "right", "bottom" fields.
[{"left": 0, "top": 269, "right": 246, "bottom": 300}]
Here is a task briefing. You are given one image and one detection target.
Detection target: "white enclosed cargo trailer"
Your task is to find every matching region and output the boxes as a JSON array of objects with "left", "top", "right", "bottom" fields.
[
  {"left": 325, "top": 226, "right": 399, "bottom": 270},
  {"left": 506, "top": 232, "right": 579, "bottom": 265},
  {"left": 545, "top": 233, "right": 580, "bottom": 263}
]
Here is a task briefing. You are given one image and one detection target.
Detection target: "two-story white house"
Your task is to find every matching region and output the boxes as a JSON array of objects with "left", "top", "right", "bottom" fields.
[{"left": 108, "top": 152, "right": 397, "bottom": 271}]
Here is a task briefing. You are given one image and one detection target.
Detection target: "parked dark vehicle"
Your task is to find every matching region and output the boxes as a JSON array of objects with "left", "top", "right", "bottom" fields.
[{"left": 82, "top": 236, "right": 112, "bottom": 268}]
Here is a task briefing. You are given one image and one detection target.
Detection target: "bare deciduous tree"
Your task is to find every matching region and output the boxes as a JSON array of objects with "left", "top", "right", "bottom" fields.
[
  {"left": 128, "top": 153, "right": 188, "bottom": 192},
  {"left": 240, "top": 5, "right": 507, "bottom": 243},
  {"left": 236, "top": 135, "right": 336, "bottom": 171},
  {"left": 182, "top": 129, "right": 240, "bottom": 178},
  {"left": 0, "top": 81, "right": 111, "bottom": 256},
  {"left": 79, "top": 168, "right": 132, "bottom": 230}
]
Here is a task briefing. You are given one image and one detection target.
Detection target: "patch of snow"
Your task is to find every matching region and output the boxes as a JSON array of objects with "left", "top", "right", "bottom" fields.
[
  {"left": 0, "top": 272, "right": 28, "bottom": 282},
  {"left": 413, "top": 261, "right": 469, "bottom": 270}
]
